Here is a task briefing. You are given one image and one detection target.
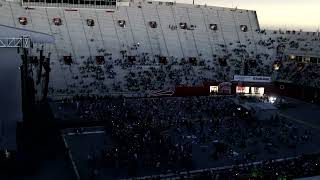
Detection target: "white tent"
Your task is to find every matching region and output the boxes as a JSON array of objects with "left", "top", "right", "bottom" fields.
[
  {"left": 293, "top": 175, "right": 320, "bottom": 180},
  {"left": 244, "top": 102, "right": 278, "bottom": 121}
]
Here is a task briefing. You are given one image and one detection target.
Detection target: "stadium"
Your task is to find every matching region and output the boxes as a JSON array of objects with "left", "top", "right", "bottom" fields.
[{"left": 0, "top": 0, "right": 320, "bottom": 179}]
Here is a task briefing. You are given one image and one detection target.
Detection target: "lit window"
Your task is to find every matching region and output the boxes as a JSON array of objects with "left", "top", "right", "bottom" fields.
[
  {"left": 289, "top": 55, "right": 296, "bottom": 60},
  {"left": 236, "top": 86, "right": 250, "bottom": 94},
  {"left": 210, "top": 86, "right": 219, "bottom": 93},
  {"left": 303, "top": 57, "right": 310, "bottom": 63},
  {"left": 251, "top": 87, "right": 264, "bottom": 96}
]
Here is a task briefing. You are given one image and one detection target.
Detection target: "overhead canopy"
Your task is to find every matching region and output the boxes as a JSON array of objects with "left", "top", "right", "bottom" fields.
[{"left": 0, "top": 24, "right": 54, "bottom": 44}]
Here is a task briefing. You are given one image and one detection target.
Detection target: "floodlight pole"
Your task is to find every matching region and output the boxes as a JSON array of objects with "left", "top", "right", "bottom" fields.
[{"left": 20, "top": 41, "right": 34, "bottom": 122}]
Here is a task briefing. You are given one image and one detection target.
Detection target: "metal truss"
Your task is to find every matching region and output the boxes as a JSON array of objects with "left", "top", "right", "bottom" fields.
[{"left": 0, "top": 37, "right": 30, "bottom": 48}]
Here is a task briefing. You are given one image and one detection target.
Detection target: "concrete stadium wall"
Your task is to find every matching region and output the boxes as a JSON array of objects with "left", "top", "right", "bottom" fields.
[{"left": 1, "top": 1, "right": 320, "bottom": 97}]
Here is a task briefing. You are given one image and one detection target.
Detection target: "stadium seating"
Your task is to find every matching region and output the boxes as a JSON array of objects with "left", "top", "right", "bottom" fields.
[{"left": 0, "top": 0, "right": 320, "bottom": 98}]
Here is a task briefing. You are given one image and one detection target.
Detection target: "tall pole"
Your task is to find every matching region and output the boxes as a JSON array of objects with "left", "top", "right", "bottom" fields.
[
  {"left": 21, "top": 47, "right": 30, "bottom": 122},
  {"left": 37, "top": 48, "right": 44, "bottom": 85},
  {"left": 42, "top": 53, "right": 51, "bottom": 102}
]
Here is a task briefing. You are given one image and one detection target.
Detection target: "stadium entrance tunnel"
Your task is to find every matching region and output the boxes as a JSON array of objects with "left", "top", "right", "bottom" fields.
[
  {"left": 159, "top": 56, "right": 167, "bottom": 65},
  {"left": 179, "top": 22, "right": 187, "bottom": 29},
  {"left": 96, "top": 56, "right": 105, "bottom": 65},
  {"left": 87, "top": 19, "right": 95, "bottom": 27},
  {"left": 118, "top": 20, "right": 126, "bottom": 28},
  {"left": 188, "top": 57, "right": 197, "bottom": 65},
  {"left": 18, "top": 17, "right": 28, "bottom": 25},
  {"left": 128, "top": 56, "right": 136, "bottom": 63},
  {"left": 53, "top": 17, "right": 62, "bottom": 26},
  {"left": 209, "top": 24, "right": 218, "bottom": 31},
  {"left": 218, "top": 57, "right": 228, "bottom": 66},
  {"left": 149, "top": 21, "right": 157, "bottom": 28},
  {"left": 63, "top": 56, "right": 73, "bottom": 65}
]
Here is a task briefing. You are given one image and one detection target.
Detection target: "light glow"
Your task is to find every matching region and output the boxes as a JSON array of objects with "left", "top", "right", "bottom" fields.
[{"left": 269, "top": 96, "right": 277, "bottom": 104}]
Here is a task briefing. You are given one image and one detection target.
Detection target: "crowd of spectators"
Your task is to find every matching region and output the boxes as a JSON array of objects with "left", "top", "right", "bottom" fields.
[
  {"left": 65, "top": 96, "right": 320, "bottom": 179},
  {"left": 47, "top": 30, "right": 320, "bottom": 100},
  {"left": 158, "top": 153, "right": 320, "bottom": 180},
  {"left": 44, "top": 26, "right": 320, "bottom": 179}
]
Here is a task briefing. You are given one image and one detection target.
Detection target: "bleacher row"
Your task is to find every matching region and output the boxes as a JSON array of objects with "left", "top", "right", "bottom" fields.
[
  {"left": 126, "top": 153, "right": 320, "bottom": 180},
  {"left": 1, "top": 0, "right": 320, "bottom": 97},
  {"left": 0, "top": 1, "right": 260, "bottom": 58}
]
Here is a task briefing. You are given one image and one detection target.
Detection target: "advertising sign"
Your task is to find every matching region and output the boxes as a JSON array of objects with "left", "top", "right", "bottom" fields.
[{"left": 233, "top": 75, "right": 271, "bottom": 83}]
